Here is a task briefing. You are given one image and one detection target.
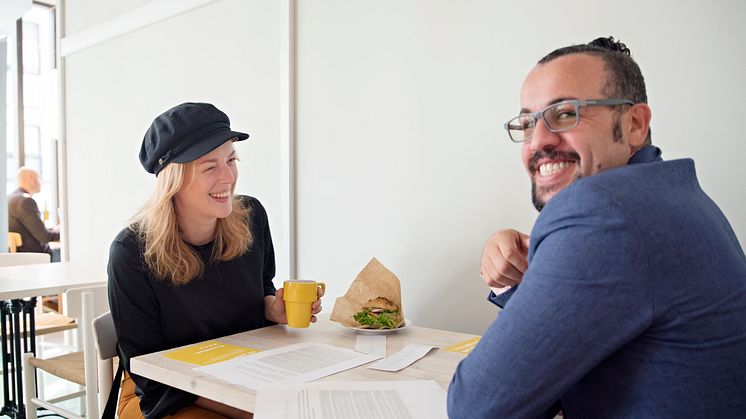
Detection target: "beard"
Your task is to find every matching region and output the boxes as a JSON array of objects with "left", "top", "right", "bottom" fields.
[
  {"left": 528, "top": 149, "right": 581, "bottom": 211},
  {"left": 531, "top": 176, "right": 581, "bottom": 211},
  {"left": 530, "top": 116, "right": 624, "bottom": 211},
  {"left": 531, "top": 182, "right": 546, "bottom": 211}
]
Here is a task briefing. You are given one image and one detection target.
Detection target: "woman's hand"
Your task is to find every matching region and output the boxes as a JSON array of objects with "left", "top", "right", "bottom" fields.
[{"left": 265, "top": 285, "right": 325, "bottom": 324}]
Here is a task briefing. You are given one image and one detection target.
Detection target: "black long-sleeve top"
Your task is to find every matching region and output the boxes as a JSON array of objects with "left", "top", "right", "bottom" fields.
[{"left": 107, "top": 196, "right": 276, "bottom": 418}]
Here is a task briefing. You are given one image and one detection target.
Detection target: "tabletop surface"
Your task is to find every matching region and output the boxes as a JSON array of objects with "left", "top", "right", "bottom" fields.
[
  {"left": 131, "top": 316, "right": 479, "bottom": 413},
  {"left": 0, "top": 262, "right": 107, "bottom": 300}
]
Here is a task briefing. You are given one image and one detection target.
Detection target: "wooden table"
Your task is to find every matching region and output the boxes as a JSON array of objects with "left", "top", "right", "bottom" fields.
[
  {"left": 131, "top": 317, "right": 479, "bottom": 413},
  {"left": 0, "top": 262, "right": 107, "bottom": 419}
]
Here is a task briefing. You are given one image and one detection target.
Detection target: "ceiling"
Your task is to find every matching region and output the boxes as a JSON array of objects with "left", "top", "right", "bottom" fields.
[{"left": 0, "top": 0, "right": 32, "bottom": 29}]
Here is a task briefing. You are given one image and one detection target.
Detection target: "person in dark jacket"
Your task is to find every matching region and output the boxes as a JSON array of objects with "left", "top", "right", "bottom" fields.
[
  {"left": 8, "top": 167, "right": 59, "bottom": 257},
  {"left": 108, "top": 102, "right": 324, "bottom": 419}
]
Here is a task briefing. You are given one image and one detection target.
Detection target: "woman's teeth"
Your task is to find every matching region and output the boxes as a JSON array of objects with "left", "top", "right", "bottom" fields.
[
  {"left": 539, "top": 161, "right": 574, "bottom": 177},
  {"left": 210, "top": 192, "right": 229, "bottom": 199}
]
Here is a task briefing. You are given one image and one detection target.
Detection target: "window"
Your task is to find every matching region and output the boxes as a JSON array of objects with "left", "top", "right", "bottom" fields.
[{"left": 2, "top": 2, "right": 60, "bottom": 244}]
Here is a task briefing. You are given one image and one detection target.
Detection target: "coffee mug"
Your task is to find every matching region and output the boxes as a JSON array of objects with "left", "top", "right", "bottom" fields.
[{"left": 283, "top": 280, "right": 325, "bottom": 328}]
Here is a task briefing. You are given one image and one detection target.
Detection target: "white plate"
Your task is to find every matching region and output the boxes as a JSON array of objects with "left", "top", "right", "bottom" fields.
[{"left": 350, "top": 319, "right": 411, "bottom": 334}]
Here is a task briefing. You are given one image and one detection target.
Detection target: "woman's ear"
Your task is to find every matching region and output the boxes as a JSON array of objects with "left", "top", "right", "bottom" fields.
[{"left": 627, "top": 103, "right": 652, "bottom": 149}]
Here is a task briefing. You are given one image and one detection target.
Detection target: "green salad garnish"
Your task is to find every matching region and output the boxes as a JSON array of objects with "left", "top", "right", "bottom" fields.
[{"left": 353, "top": 308, "right": 400, "bottom": 329}]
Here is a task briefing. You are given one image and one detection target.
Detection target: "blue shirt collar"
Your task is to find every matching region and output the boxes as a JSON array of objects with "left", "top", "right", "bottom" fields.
[{"left": 629, "top": 145, "right": 662, "bottom": 165}]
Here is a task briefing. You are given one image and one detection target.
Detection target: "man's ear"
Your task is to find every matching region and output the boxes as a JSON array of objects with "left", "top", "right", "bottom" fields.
[{"left": 627, "top": 103, "right": 652, "bottom": 149}]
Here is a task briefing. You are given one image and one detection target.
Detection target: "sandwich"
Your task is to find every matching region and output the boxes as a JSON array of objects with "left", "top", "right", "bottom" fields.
[
  {"left": 329, "top": 258, "right": 407, "bottom": 329},
  {"left": 352, "top": 297, "right": 404, "bottom": 329}
]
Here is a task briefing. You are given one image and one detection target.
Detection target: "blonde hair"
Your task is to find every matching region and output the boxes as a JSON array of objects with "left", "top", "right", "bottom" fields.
[{"left": 130, "top": 161, "right": 252, "bottom": 285}]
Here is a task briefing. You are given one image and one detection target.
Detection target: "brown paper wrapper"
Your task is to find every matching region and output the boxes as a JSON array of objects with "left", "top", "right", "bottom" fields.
[{"left": 330, "top": 257, "right": 405, "bottom": 328}]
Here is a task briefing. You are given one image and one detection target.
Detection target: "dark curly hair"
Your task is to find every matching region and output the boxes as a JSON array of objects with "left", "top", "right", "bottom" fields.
[{"left": 539, "top": 36, "right": 651, "bottom": 145}]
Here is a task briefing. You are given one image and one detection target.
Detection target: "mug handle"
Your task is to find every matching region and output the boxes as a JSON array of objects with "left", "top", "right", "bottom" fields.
[{"left": 317, "top": 282, "right": 326, "bottom": 296}]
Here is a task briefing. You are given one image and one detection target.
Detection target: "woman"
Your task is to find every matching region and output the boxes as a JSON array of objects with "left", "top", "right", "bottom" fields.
[{"left": 108, "top": 102, "right": 322, "bottom": 419}]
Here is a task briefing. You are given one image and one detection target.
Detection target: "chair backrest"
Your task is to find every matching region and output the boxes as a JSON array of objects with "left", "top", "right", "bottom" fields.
[
  {"left": 63, "top": 285, "right": 109, "bottom": 350},
  {"left": 0, "top": 252, "right": 50, "bottom": 266},
  {"left": 64, "top": 286, "right": 109, "bottom": 322},
  {"left": 92, "top": 312, "right": 116, "bottom": 361},
  {"left": 7, "top": 232, "right": 23, "bottom": 252},
  {"left": 92, "top": 311, "right": 117, "bottom": 413}
]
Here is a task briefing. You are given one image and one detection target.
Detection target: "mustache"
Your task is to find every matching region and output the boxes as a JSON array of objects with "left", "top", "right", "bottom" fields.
[{"left": 528, "top": 150, "right": 581, "bottom": 172}]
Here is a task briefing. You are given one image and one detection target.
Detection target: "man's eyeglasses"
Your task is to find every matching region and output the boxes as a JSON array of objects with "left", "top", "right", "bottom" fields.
[{"left": 504, "top": 99, "right": 635, "bottom": 143}]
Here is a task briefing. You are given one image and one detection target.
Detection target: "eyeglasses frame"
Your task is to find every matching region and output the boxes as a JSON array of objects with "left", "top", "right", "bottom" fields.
[{"left": 504, "top": 98, "right": 636, "bottom": 143}]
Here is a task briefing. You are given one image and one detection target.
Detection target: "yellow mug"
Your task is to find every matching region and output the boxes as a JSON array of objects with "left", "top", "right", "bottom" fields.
[{"left": 283, "top": 280, "right": 325, "bottom": 328}]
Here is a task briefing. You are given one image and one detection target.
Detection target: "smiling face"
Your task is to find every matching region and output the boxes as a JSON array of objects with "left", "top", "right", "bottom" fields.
[
  {"left": 174, "top": 140, "right": 238, "bottom": 227},
  {"left": 520, "top": 53, "right": 647, "bottom": 210}
]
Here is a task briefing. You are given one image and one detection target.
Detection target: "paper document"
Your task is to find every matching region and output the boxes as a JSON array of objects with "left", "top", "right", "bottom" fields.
[
  {"left": 443, "top": 337, "right": 481, "bottom": 354},
  {"left": 355, "top": 335, "right": 387, "bottom": 357},
  {"left": 254, "top": 380, "right": 447, "bottom": 419},
  {"left": 196, "top": 341, "right": 382, "bottom": 390},
  {"left": 164, "top": 340, "right": 261, "bottom": 366},
  {"left": 367, "top": 344, "right": 435, "bottom": 372}
]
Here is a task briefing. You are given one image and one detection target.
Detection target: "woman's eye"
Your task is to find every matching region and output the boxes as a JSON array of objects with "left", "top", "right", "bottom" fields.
[{"left": 204, "top": 166, "right": 215, "bottom": 172}]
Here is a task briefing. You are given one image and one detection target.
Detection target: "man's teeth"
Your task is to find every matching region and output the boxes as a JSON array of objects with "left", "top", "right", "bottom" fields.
[
  {"left": 210, "top": 192, "right": 229, "bottom": 199},
  {"left": 538, "top": 161, "right": 573, "bottom": 177}
]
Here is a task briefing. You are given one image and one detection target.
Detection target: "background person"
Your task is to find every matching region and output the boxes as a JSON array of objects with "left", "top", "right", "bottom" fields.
[
  {"left": 8, "top": 167, "right": 60, "bottom": 259},
  {"left": 448, "top": 37, "right": 746, "bottom": 418},
  {"left": 108, "top": 102, "right": 323, "bottom": 419}
]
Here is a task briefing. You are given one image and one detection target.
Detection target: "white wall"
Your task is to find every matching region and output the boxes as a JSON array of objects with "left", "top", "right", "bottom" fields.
[
  {"left": 63, "top": 0, "right": 288, "bottom": 276},
  {"left": 63, "top": 0, "right": 746, "bottom": 335},
  {"left": 294, "top": 0, "right": 746, "bottom": 334}
]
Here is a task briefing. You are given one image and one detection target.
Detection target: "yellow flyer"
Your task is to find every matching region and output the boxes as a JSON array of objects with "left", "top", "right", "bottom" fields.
[
  {"left": 164, "top": 340, "right": 261, "bottom": 366},
  {"left": 443, "top": 337, "right": 481, "bottom": 354}
]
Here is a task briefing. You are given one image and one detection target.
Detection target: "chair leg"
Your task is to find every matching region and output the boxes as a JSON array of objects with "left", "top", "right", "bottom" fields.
[
  {"left": 82, "top": 293, "right": 98, "bottom": 418},
  {"left": 23, "top": 352, "right": 38, "bottom": 419},
  {"left": 79, "top": 387, "right": 87, "bottom": 417},
  {"left": 35, "top": 337, "right": 45, "bottom": 401}
]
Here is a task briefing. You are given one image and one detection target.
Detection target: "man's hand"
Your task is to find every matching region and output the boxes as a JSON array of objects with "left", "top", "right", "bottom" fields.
[
  {"left": 265, "top": 286, "right": 324, "bottom": 324},
  {"left": 480, "top": 229, "right": 530, "bottom": 292}
]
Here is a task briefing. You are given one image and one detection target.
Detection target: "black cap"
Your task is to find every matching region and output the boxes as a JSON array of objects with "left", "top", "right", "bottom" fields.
[{"left": 139, "top": 102, "right": 249, "bottom": 175}]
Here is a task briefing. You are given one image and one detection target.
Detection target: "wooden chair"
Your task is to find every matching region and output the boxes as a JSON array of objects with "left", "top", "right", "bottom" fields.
[
  {"left": 91, "top": 311, "right": 117, "bottom": 415},
  {"left": 8, "top": 232, "right": 23, "bottom": 253},
  {"left": 23, "top": 291, "right": 113, "bottom": 419},
  {"left": 61, "top": 285, "right": 108, "bottom": 352}
]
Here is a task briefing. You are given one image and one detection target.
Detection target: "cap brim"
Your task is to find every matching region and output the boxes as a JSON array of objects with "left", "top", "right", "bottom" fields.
[{"left": 171, "top": 130, "right": 249, "bottom": 164}]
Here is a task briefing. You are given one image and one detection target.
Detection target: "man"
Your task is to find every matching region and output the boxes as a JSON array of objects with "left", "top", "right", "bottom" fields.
[
  {"left": 8, "top": 167, "right": 60, "bottom": 257},
  {"left": 448, "top": 37, "right": 746, "bottom": 418}
]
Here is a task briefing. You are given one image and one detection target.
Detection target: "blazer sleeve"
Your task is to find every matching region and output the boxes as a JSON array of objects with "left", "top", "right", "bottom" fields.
[
  {"left": 19, "top": 198, "right": 59, "bottom": 243},
  {"left": 447, "top": 184, "right": 654, "bottom": 418},
  {"left": 107, "top": 237, "right": 197, "bottom": 418}
]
